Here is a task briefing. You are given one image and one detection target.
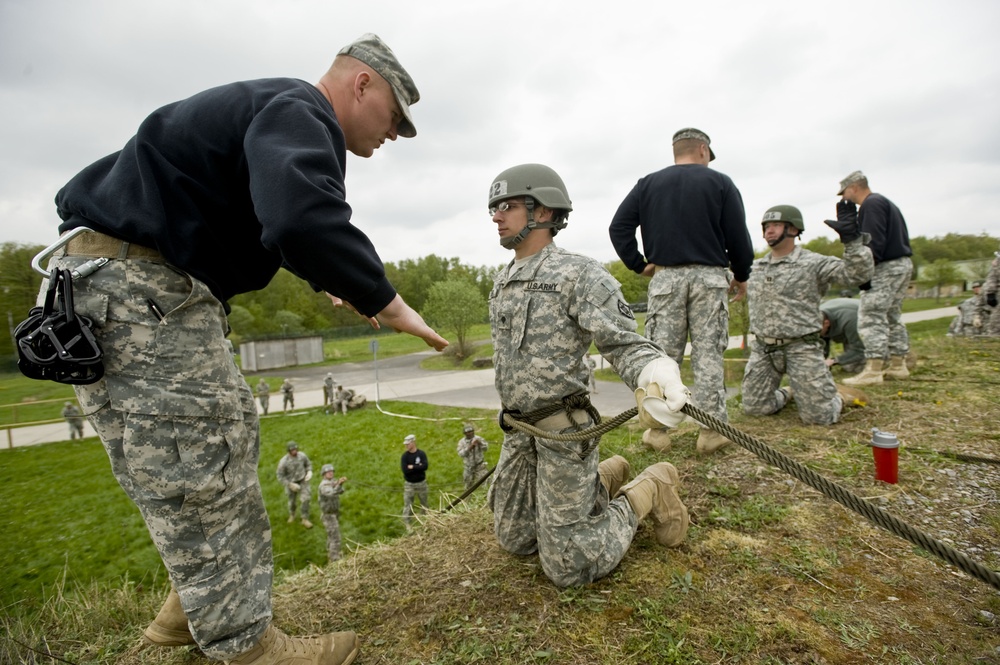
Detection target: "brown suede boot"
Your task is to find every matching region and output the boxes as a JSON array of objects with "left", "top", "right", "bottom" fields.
[
  {"left": 226, "top": 624, "right": 359, "bottom": 665},
  {"left": 836, "top": 384, "right": 869, "bottom": 408},
  {"left": 142, "top": 587, "right": 195, "bottom": 647},
  {"left": 882, "top": 355, "right": 910, "bottom": 380},
  {"left": 618, "top": 463, "right": 689, "bottom": 547},
  {"left": 641, "top": 428, "right": 672, "bottom": 452},
  {"left": 695, "top": 429, "right": 730, "bottom": 454},
  {"left": 598, "top": 455, "right": 630, "bottom": 496},
  {"left": 843, "top": 358, "right": 884, "bottom": 386}
]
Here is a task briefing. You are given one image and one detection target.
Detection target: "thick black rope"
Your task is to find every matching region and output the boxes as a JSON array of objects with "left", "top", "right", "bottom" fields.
[{"left": 498, "top": 403, "right": 1000, "bottom": 591}]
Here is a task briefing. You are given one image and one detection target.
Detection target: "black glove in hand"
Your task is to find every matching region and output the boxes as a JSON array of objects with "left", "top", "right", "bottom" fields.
[
  {"left": 988, "top": 292, "right": 998, "bottom": 308},
  {"left": 836, "top": 199, "right": 858, "bottom": 223},
  {"left": 858, "top": 281, "right": 872, "bottom": 291},
  {"left": 823, "top": 218, "right": 861, "bottom": 243}
]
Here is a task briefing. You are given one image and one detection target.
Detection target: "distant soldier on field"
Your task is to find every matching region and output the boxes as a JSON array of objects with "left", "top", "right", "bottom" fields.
[
  {"left": 456, "top": 423, "right": 489, "bottom": 491},
  {"left": 948, "top": 281, "right": 988, "bottom": 337},
  {"left": 61, "top": 401, "right": 85, "bottom": 439},
  {"left": 281, "top": 378, "right": 295, "bottom": 412},
  {"left": 323, "top": 372, "right": 335, "bottom": 409},
  {"left": 256, "top": 378, "right": 270, "bottom": 415},
  {"left": 276, "top": 441, "right": 313, "bottom": 528},
  {"left": 318, "top": 463, "right": 348, "bottom": 562},
  {"left": 331, "top": 385, "right": 351, "bottom": 415}
]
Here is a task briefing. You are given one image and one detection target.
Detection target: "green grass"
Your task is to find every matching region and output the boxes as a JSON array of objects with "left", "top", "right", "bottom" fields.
[{"left": 0, "top": 400, "right": 503, "bottom": 613}]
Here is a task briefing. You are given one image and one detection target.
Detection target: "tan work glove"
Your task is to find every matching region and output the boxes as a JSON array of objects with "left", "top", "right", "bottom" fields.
[
  {"left": 288, "top": 482, "right": 301, "bottom": 492},
  {"left": 634, "top": 357, "right": 690, "bottom": 429}
]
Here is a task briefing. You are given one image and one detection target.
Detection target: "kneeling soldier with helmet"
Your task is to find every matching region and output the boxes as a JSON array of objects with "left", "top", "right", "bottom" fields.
[
  {"left": 741, "top": 205, "right": 873, "bottom": 424},
  {"left": 486, "top": 163, "right": 692, "bottom": 588}
]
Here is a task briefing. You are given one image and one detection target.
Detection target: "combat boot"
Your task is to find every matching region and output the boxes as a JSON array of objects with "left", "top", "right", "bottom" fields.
[
  {"left": 696, "top": 428, "right": 730, "bottom": 454},
  {"left": 836, "top": 384, "right": 869, "bottom": 408},
  {"left": 598, "top": 455, "right": 630, "bottom": 496},
  {"left": 142, "top": 587, "right": 195, "bottom": 647},
  {"left": 287, "top": 514, "right": 296, "bottom": 524},
  {"left": 883, "top": 355, "right": 910, "bottom": 380},
  {"left": 843, "top": 359, "right": 884, "bottom": 386},
  {"left": 617, "top": 463, "right": 689, "bottom": 547},
  {"left": 641, "top": 428, "right": 671, "bottom": 452},
  {"left": 302, "top": 518, "right": 314, "bottom": 529},
  {"left": 226, "top": 624, "right": 359, "bottom": 665}
]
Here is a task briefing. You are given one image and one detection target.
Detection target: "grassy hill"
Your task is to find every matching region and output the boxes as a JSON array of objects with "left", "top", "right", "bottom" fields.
[{"left": 2, "top": 321, "right": 999, "bottom": 664}]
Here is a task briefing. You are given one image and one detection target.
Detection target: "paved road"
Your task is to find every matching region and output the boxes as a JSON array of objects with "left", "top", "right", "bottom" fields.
[{"left": 3, "top": 306, "right": 959, "bottom": 449}]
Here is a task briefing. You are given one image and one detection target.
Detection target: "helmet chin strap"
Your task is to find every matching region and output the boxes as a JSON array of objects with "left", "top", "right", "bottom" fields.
[
  {"left": 766, "top": 223, "right": 793, "bottom": 247},
  {"left": 499, "top": 198, "right": 569, "bottom": 249}
]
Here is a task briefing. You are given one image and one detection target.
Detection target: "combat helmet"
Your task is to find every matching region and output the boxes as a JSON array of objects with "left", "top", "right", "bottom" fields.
[
  {"left": 488, "top": 163, "right": 572, "bottom": 248},
  {"left": 761, "top": 204, "right": 805, "bottom": 247},
  {"left": 287, "top": 441, "right": 299, "bottom": 451},
  {"left": 321, "top": 463, "right": 335, "bottom": 475}
]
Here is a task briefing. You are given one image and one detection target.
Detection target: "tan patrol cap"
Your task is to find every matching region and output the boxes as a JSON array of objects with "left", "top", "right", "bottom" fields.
[
  {"left": 338, "top": 33, "right": 420, "bottom": 138},
  {"left": 672, "top": 127, "right": 715, "bottom": 161},
  {"left": 837, "top": 170, "right": 866, "bottom": 196}
]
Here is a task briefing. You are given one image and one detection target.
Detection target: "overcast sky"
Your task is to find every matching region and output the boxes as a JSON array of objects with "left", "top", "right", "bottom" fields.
[{"left": 2, "top": 0, "right": 999, "bottom": 274}]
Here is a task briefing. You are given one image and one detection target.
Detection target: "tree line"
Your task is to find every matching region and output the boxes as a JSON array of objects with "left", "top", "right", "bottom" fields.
[{"left": 2, "top": 233, "right": 997, "bottom": 363}]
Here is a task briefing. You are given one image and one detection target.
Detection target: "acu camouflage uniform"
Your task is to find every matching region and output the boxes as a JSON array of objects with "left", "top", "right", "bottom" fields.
[
  {"left": 256, "top": 379, "right": 270, "bottom": 414},
  {"left": 45, "top": 255, "right": 270, "bottom": 658},
  {"left": 984, "top": 253, "right": 1000, "bottom": 336},
  {"left": 646, "top": 265, "right": 732, "bottom": 424},
  {"left": 457, "top": 433, "right": 489, "bottom": 490},
  {"left": 318, "top": 477, "right": 345, "bottom": 561},
  {"left": 487, "top": 243, "right": 665, "bottom": 587},
  {"left": 276, "top": 450, "right": 312, "bottom": 519},
  {"left": 949, "top": 290, "right": 988, "bottom": 336},
  {"left": 742, "top": 239, "right": 873, "bottom": 425}
]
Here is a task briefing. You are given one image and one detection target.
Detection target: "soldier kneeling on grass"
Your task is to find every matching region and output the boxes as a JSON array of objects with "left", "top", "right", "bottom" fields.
[{"left": 741, "top": 205, "right": 873, "bottom": 424}]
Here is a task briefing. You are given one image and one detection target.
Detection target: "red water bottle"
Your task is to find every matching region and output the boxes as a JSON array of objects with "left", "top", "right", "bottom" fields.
[{"left": 871, "top": 428, "right": 899, "bottom": 484}]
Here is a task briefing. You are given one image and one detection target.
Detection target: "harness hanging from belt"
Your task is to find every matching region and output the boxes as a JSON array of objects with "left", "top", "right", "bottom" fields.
[{"left": 14, "top": 267, "right": 105, "bottom": 385}]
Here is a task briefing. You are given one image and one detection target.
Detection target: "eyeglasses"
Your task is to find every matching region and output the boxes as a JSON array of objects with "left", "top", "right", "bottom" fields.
[{"left": 489, "top": 200, "right": 521, "bottom": 216}]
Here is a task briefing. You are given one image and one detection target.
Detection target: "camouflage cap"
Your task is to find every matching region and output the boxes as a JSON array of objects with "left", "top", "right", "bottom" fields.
[
  {"left": 972, "top": 280, "right": 983, "bottom": 288},
  {"left": 672, "top": 127, "right": 716, "bottom": 161},
  {"left": 463, "top": 424, "right": 475, "bottom": 433},
  {"left": 338, "top": 33, "right": 419, "bottom": 138},
  {"left": 287, "top": 440, "right": 298, "bottom": 451},
  {"left": 837, "top": 170, "right": 867, "bottom": 196},
  {"left": 404, "top": 434, "right": 416, "bottom": 444}
]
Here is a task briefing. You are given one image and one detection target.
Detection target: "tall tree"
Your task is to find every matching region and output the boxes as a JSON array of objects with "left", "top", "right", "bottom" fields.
[
  {"left": 421, "top": 279, "right": 487, "bottom": 360},
  {"left": 0, "top": 243, "right": 45, "bottom": 357},
  {"left": 919, "top": 259, "right": 963, "bottom": 301}
]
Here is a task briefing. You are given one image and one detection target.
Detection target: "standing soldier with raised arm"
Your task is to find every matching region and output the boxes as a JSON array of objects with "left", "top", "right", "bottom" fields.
[{"left": 836, "top": 171, "right": 914, "bottom": 385}]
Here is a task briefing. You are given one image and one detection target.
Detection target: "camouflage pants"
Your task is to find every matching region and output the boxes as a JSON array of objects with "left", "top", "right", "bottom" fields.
[
  {"left": 463, "top": 461, "right": 489, "bottom": 491},
  {"left": 646, "top": 265, "right": 730, "bottom": 422},
  {"left": 742, "top": 338, "right": 842, "bottom": 425},
  {"left": 322, "top": 513, "right": 342, "bottom": 561},
  {"left": 487, "top": 421, "right": 639, "bottom": 588},
  {"left": 286, "top": 484, "right": 310, "bottom": 518},
  {"left": 46, "top": 255, "right": 272, "bottom": 660},
  {"left": 858, "top": 257, "right": 912, "bottom": 359},
  {"left": 258, "top": 394, "right": 269, "bottom": 414},
  {"left": 402, "top": 480, "right": 429, "bottom": 524},
  {"left": 988, "top": 305, "right": 1000, "bottom": 336}
]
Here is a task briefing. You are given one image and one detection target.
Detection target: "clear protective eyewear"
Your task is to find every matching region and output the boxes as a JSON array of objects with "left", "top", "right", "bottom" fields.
[{"left": 488, "top": 200, "right": 520, "bottom": 216}]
